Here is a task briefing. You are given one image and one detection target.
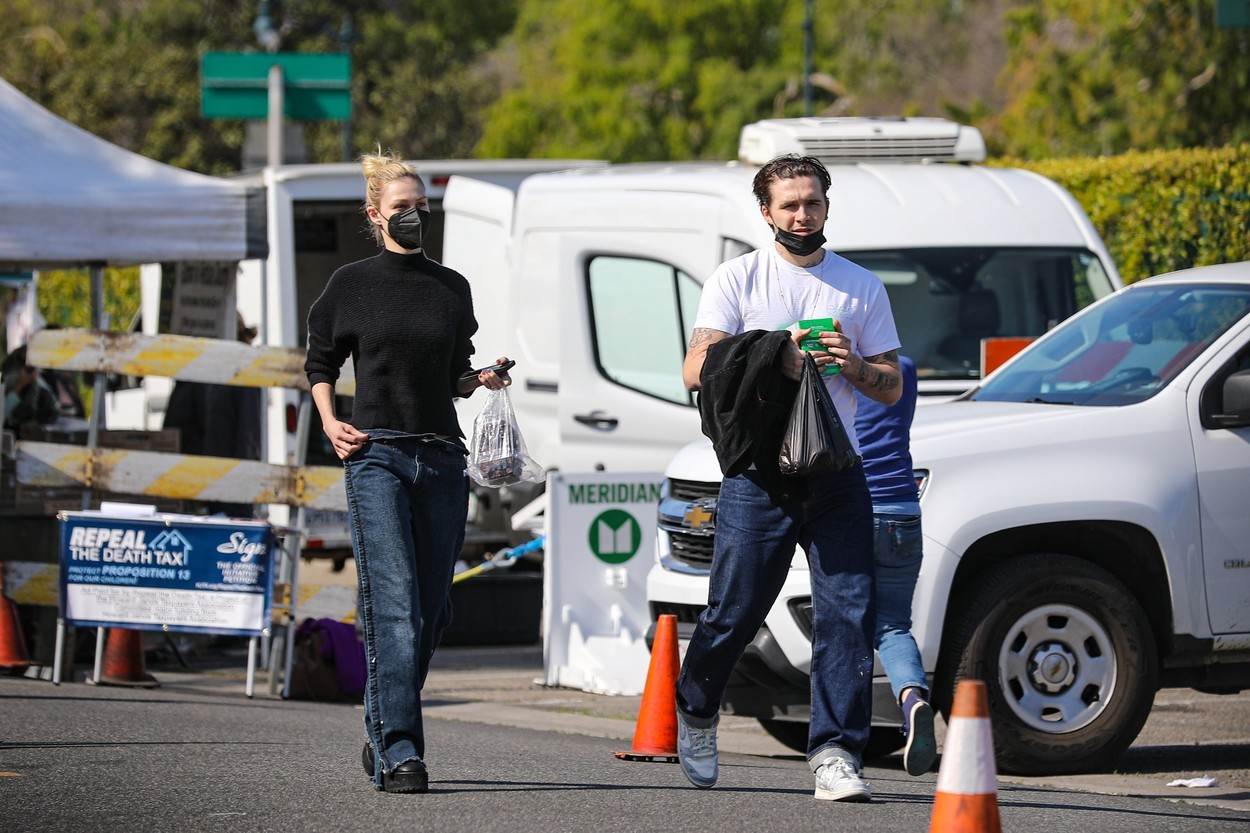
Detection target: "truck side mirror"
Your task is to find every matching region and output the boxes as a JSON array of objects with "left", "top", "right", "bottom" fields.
[{"left": 1210, "top": 369, "right": 1250, "bottom": 429}]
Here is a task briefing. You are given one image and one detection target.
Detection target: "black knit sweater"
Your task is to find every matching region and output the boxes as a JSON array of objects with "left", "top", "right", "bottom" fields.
[{"left": 304, "top": 249, "right": 478, "bottom": 437}]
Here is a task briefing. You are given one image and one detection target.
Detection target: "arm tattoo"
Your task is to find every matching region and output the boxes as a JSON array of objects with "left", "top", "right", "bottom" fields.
[
  {"left": 689, "top": 328, "right": 721, "bottom": 350},
  {"left": 860, "top": 349, "right": 900, "bottom": 393}
]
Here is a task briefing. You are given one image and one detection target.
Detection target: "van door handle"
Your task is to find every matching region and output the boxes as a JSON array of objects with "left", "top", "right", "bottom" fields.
[{"left": 574, "top": 410, "right": 619, "bottom": 431}]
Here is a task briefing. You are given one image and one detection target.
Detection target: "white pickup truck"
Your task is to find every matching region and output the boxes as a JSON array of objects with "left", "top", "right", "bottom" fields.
[{"left": 648, "top": 262, "right": 1250, "bottom": 774}]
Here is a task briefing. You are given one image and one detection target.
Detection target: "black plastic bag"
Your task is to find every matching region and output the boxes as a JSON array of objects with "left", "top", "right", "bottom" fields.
[{"left": 778, "top": 353, "right": 858, "bottom": 476}]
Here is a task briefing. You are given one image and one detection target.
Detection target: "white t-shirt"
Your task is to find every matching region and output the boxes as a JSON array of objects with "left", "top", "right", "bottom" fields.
[{"left": 693, "top": 247, "right": 901, "bottom": 454}]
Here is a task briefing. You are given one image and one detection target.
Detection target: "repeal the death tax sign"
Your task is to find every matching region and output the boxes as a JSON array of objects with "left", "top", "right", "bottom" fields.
[{"left": 58, "top": 511, "right": 274, "bottom": 637}]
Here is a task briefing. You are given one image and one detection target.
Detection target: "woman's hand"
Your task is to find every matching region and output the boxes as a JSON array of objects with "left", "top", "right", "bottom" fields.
[
  {"left": 323, "top": 418, "right": 368, "bottom": 460},
  {"left": 478, "top": 356, "right": 513, "bottom": 391}
]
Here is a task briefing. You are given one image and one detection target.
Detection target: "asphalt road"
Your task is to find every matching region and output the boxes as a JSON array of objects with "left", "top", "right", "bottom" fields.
[{"left": 1, "top": 674, "right": 1247, "bottom": 833}]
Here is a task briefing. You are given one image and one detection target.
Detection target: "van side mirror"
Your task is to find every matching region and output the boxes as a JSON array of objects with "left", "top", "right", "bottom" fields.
[{"left": 1209, "top": 369, "right": 1250, "bottom": 429}]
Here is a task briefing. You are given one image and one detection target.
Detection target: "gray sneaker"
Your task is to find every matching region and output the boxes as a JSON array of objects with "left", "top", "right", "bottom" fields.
[
  {"left": 676, "top": 709, "right": 718, "bottom": 788},
  {"left": 813, "top": 753, "right": 871, "bottom": 802}
]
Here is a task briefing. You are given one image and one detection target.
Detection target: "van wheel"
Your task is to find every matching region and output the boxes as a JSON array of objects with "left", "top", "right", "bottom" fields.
[
  {"left": 941, "top": 554, "right": 1157, "bottom": 775},
  {"left": 757, "top": 720, "right": 905, "bottom": 761}
]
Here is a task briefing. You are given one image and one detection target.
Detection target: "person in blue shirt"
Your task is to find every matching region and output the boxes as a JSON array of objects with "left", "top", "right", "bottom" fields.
[{"left": 853, "top": 354, "right": 936, "bottom": 776}]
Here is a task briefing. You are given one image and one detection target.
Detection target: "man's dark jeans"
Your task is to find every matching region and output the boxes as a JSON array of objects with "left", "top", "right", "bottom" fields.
[
  {"left": 676, "top": 464, "right": 876, "bottom": 768},
  {"left": 343, "top": 430, "right": 469, "bottom": 786}
]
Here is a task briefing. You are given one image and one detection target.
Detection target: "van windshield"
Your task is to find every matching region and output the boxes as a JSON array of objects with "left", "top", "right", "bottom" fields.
[
  {"left": 973, "top": 283, "right": 1250, "bottom": 406},
  {"left": 841, "top": 248, "right": 1113, "bottom": 380}
]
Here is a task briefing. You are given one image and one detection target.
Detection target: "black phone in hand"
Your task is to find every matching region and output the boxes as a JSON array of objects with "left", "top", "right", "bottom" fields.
[{"left": 460, "top": 359, "right": 515, "bottom": 383}]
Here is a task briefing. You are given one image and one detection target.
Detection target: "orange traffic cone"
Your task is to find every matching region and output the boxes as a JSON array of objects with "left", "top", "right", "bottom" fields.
[
  {"left": 615, "top": 613, "right": 679, "bottom": 763},
  {"left": 0, "top": 572, "right": 30, "bottom": 671},
  {"left": 88, "top": 628, "right": 159, "bottom": 688},
  {"left": 929, "top": 679, "right": 1002, "bottom": 833}
]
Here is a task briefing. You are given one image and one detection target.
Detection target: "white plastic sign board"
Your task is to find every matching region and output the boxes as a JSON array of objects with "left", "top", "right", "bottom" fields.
[
  {"left": 543, "top": 472, "right": 664, "bottom": 695},
  {"left": 169, "top": 261, "right": 237, "bottom": 339}
]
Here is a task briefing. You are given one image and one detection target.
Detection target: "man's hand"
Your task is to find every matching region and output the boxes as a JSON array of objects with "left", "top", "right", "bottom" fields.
[
  {"left": 323, "top": 418, "right": 368, "bottom": 461},
  {"left": 810, "top": 328, "right": 902, "bottom": 404},
  {"left": 782, "top": 327, "right": 836, "bottom": 380}
]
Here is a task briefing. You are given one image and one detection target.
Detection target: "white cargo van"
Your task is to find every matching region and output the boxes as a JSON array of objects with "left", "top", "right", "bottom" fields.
[
  {"left": 649, "top": 262, "right": 1250, "bottom": 774},
  {"left": 442, "top": 117, "right": 1119, "bottom": 481}
]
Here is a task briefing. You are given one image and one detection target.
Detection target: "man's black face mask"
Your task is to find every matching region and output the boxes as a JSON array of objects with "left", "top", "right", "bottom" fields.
[{"left": 773, "top": 225, "right": 826, "bottom": 257}]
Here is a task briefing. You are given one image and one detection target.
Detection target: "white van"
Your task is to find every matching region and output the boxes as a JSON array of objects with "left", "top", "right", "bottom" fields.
[{"left": 442, "top": 117, "right": 1119, "bottom": 481}]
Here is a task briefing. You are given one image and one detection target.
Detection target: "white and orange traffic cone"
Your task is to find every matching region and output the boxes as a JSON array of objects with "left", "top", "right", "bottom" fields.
[{"left": 929, "top": 679, "right": 1001, "bottom": 833}]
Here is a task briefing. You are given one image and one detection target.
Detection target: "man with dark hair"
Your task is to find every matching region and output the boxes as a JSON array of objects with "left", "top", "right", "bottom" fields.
[{"left": 676, "top": 154, "right": 902, "bottom": 801}]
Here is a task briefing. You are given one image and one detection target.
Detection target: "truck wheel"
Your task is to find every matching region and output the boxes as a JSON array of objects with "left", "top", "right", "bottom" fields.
[
  {"left": 942, "top": 554, "right": 1157, "bottom": 775},
  {"left": 757, "top": 720, "right": 906, "bottom": 762}
]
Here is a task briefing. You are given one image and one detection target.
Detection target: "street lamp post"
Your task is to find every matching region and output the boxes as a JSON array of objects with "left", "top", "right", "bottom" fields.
[{"left": 803, "top": 0, "right": 814, "bottom": 116}]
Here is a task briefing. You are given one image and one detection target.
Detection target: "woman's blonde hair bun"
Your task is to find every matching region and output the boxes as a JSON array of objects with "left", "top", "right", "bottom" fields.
[{"left": 360, "top": 146, "right": 424, "bottom": 246}]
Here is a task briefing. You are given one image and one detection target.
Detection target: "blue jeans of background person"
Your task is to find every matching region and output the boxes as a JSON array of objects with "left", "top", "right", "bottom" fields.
[
  {"left": 676, "top": 464, "right": 876, "bottom": 768},
  {"left": 873, "top": 513, "right": 927, "bottom": 702},
  {"left": 343, "top": 429, "right": 469, "bottom": 787}
]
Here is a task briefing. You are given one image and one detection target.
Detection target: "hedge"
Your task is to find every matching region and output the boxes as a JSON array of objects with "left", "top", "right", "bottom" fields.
[{"left": 1003, "top": 144, "right": 1250, "bottom": 284}]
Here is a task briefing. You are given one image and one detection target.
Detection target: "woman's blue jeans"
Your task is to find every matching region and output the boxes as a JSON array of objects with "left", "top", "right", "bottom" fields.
[
  {"left": 872, "top": 513, "right": 927, "bottom": 702},
  {"left": 676, "top": 464, "right": 876, "bottom": 768},
  {"left": 342, "top": 430, "right": 469, "bottom": 786}
]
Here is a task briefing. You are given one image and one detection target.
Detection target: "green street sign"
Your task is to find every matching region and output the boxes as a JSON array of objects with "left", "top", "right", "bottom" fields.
[
  {"left": 1217, "top": 0, "right": 1250, "bottom": 27},
  {"left": 201, "top": 52, "right": 351, "bottom": 121},
  {"left": 588, "top": 509, "right": 642, "bottom": 564}
]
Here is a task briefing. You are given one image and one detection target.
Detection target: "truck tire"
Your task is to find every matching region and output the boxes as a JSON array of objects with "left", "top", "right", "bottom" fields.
[
  {"left": 942, "top": 553, "right": 1157, "bottom": 775},
  {"left": 757, "top": 720, "right": 906, "bottom": 762}
]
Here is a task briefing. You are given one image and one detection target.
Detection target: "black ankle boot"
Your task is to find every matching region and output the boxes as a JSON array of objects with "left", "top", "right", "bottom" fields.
[{"left": 361, "top": 743, "right": 429, "bottom": 793}]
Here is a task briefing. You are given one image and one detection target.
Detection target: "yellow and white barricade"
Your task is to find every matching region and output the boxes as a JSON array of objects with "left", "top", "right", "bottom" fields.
[
  {"left": 27, "top": 328, "right": 355, "bottom": 395},
  {"left": 15, "top": 442, "right": 346, "bottom": 511}
]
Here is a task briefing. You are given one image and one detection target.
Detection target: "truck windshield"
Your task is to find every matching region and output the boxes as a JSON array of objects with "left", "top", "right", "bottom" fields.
[
  {"left": 973, "top": 283, "right": 1250, "bottom": 406},
  {"left": 841, "top": 248, "right": 1113, "bottom": 380}
]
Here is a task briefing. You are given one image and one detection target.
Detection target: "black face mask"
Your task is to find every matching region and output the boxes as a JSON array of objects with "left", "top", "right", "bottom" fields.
[
  {"left": 773, "top": 225, "right": 826, "bottom": 257},
  {"left": 386, "top": 206, "right": 431, "bottom": 250}
]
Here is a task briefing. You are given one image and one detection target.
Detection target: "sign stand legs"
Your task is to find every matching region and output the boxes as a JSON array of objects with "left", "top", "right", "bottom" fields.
[
  {"left": 246, "top": 636, "right": 258, "bottom": 698},
  {"left": 90, "top": 625, "right": 105, "bottom": 684},
  {"left": 52, "top": 617, "right": 66, "bottom": 685}
]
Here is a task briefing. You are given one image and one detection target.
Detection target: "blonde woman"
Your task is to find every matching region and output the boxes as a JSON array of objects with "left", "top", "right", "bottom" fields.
[{"left": 305, "top": 152, "right": 510, "bottom": 793}]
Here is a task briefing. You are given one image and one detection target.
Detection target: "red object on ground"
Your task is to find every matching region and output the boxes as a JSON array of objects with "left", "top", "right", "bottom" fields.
[
  {"left": 614, "top": 613, "right": 680, "bottom": 763},
  {"left": 91, "top": 628, "right": 160, "bottom": 688},
  {"left": 0, "top": 573, "right": 30, "bottom": 671}
]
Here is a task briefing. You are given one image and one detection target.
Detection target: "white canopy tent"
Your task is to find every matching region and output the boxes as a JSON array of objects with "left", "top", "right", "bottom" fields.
[{"left": 0, "top": 77, "right": 265, "bottom": 268}]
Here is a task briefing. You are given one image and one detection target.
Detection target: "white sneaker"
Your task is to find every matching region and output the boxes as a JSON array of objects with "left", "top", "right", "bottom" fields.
[{"left": 814, "top": 754, "right": 871, "bottom": 802}]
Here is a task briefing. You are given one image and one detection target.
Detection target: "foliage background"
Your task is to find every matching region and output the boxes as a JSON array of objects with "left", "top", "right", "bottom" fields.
[
  {"left": 1010, "top": 146, "right": 1250, "bottom": 283},
  {"left": 4, "top": 0, "right": 1248, "bottom": 340}
]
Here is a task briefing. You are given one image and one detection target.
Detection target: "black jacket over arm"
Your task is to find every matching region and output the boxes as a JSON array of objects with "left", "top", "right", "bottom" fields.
[{"left": 698, "top": 330, "right": 797, "bottom": 480}]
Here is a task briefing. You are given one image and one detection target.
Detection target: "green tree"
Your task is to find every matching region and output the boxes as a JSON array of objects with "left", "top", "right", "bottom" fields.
[
  {"left": 0, "top": 0, "right": 518, "bottom": 174},
  {"left": 996, "top": 2, "right": 1250, "bottom": 158},
  {"left": 478, "top": 0, "right": 991, "bottom": 162}
]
